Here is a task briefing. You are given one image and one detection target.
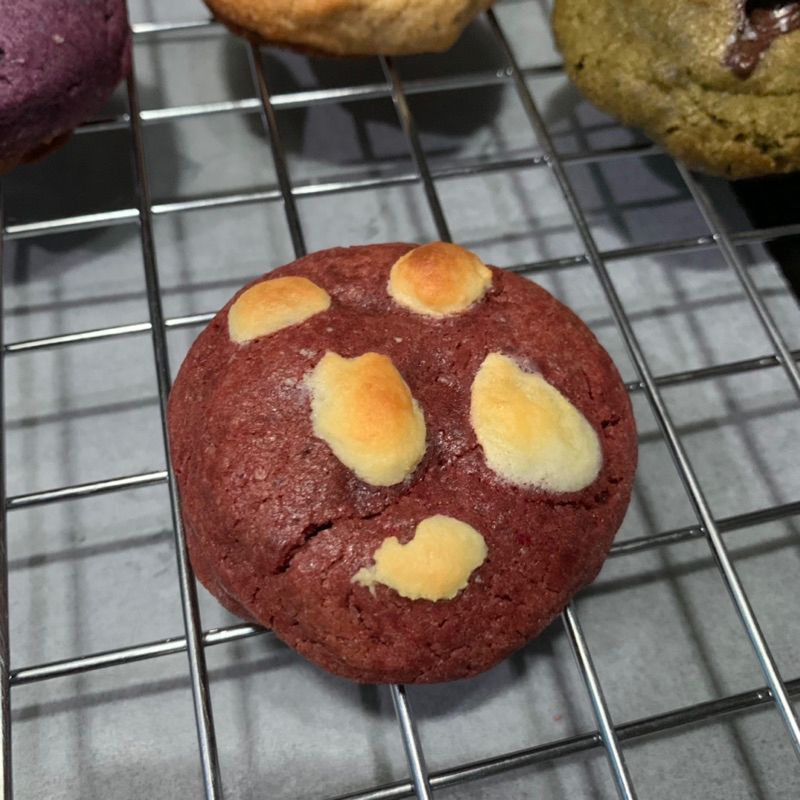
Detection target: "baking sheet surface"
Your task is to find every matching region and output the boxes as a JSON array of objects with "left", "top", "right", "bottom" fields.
[{"left": 3, "top": 1, "right": 800, "bottom": 797}]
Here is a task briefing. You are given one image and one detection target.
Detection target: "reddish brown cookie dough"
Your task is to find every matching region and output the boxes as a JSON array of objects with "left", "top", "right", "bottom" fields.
[{"left": 167, "top": 243, "right": 638, "bottom": 683}]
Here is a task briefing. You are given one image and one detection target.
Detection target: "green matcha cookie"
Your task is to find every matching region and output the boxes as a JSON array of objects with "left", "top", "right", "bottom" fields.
[{"left": 553, "top": 0, "right": 800, "bottom": 178}]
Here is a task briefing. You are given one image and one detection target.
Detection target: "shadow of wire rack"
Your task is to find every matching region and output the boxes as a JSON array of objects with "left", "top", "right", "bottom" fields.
[{"left": 1, "top": 0, "right": 800, "bottom": 797}]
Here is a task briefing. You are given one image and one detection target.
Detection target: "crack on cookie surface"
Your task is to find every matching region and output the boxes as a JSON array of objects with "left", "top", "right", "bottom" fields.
[{"left": 276, "top": 519, "right": 335, "bottom": 574}]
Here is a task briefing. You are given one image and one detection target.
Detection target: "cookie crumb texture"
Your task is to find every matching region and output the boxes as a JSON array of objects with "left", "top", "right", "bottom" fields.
[
  {"left": 553, "top": 0, "right": 800, "bottom": 179},
  {"left": 204, "top": 0, "right": 495, "bottom": 56},
  {"left": 0, "top": 0, "right": 131, "bottom": 175},
  {"left": 168, "top": 243, "right": 638, "bottom": 683}
]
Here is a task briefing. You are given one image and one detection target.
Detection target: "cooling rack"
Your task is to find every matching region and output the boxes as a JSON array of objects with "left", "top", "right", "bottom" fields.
[{"left": 1, "top": 0, "right": 800, "bottom": 797}]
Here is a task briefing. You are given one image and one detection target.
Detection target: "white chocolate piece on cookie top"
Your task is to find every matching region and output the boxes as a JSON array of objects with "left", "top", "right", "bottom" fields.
[
  {"left": 388, "top": 242, "right": 492, "bottom": 317},
  {"left": 228, "top": 276, "right": 330, "bottom": 343},
  {"left": 352, "top": 515, "right": 487, "bottom": 601},
  {"left": 309, "top": 352, "right": 426, "bottom": 487},
  {"left": 471, "top": 353, "right": 602, "bottom": 492}
]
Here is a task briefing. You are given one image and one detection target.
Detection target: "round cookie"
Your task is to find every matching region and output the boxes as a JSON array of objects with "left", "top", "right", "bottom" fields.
[
  {"left": 204, "top": 0, "right": 495, "bottom": 56},
  {"left": 0, "top": 0, "right": 131, "bottom": 176},
  {"left": 167, "top": 242, "right": 638, "bottom": 684},
  {"left": 553, "top": 0, "right": 800, "bottom": 179}
]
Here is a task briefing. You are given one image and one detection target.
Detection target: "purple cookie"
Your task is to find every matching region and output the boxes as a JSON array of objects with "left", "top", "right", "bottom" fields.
[{"left": 0, "top": 0, "right": 131, "bottom": 175}]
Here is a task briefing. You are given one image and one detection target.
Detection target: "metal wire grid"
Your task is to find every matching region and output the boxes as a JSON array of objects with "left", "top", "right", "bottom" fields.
[{"left": 0, "top": 3, "right": 799, "bottom": 799}]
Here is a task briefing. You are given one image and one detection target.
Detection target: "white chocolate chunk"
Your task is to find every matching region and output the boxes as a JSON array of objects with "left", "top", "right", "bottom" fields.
[
  {"left": 352, "top": 515, "right": 487, "bottom": 601},
  {"left": 388, "top": 242, "right": 492, "bottom": 317},
  {"left": 228, "top": 276, "right": 330, "bottom": 343},
  {"left": 309, "top": 352, "right": 426, "bottom": 486},
  {"left": 470, "top": 353, "right": 601, "bottom": 492}
]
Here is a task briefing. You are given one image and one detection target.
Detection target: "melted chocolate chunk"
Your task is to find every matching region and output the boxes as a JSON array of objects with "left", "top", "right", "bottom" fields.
[{"left": 725, "top": 1, "right": 800, "bottom": 79}]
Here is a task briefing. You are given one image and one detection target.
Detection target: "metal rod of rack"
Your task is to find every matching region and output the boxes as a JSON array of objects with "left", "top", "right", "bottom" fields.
[
  {"left": 6, "top": 470, "right": 168, "bottom": 511},
  {"left": 563, "top": 604, "right": 637, "bottom": 800},
  {"left": 0, "top": 190, "right": 13, "bottom": 800},
  {"left": 677, "top": 163, "right": 800, "bottom": 399},
  {"left": 389, "top": 685, "right": 434, "bottom": 800},
  {"left": 247, "top": 45, "right": 307, "bottom": 258},
  {"left": 11, "top": 623, "right": 265, "bottom": 687},
  {"left": 132, "top": 19, "right": 216, "bottom": 36},
  {"left": 125, "top": 58, "right": 224, "bottom": 798},
  {"left": 610, "top": 498, "right": 800, "bottom": 557},
  {"left": 79, "top": 68, "right": 524, "bottom": 132},
  {"left": 382, "top": 57, "right": 452, "bottom": 243},
  {"left": 247, "top": 45, "right": 436, "bottom": 797},
  {"left": 325, "top": 676, "right": 800, "bottom": 800},
  {"left": 0, "top": 142, "right": 669, "bottom": 241},
  {"left": 485, "top": 6, "right": 800, "bottom": 759},
  {"left": 383, "top": 35, "right": 638, "bottom": 799}
]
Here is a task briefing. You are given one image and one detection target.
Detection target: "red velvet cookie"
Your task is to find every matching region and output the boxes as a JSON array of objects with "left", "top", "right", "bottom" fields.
[
  {"left": 167, "top": 243, "right": 638, "bottom": 683},
  {"left": 0, "top": 0, "right": 131, "bottom": 176}
]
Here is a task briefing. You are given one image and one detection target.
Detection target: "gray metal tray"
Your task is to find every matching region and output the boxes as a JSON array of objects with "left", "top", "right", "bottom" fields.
[{"left": 2, "top": 1, "right": 799, "bottom": 797}]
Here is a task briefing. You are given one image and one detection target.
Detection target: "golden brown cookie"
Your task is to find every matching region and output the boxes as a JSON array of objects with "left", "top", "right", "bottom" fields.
[
  {"left": 553, "top": 0, "right": 800, "bottom": 179},
  {"left": 205, "top": 0, "right": 495, "bottom": 56}
]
